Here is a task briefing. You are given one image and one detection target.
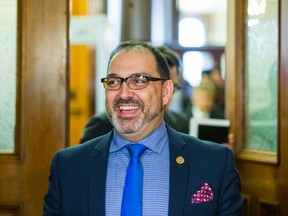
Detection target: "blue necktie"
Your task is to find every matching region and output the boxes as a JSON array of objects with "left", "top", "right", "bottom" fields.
[{"left": 121, "top": 144, "right": 147, "bottom": 216}]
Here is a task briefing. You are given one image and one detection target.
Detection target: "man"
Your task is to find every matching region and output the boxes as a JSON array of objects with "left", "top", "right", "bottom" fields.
[
  {"left": 43, "top": 41, "right": 243, "bottom": 215},
  {"left": 79, "top": 45, "right": 189, "bottom": 143}
]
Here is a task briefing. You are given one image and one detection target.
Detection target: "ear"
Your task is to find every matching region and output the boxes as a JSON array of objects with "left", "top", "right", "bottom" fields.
[{"left": 162, "top": 80, "right": 174, "bottom": 106}]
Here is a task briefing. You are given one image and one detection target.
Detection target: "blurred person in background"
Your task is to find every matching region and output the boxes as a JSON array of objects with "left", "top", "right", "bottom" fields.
[
  {"left": 185, "top": 83, "right": 225, "bottom": 119},
  {"left": 210, "top": 66, "right": 225, "bottom": 110},
  {"left": 158, "top": 45, "right": 186, "bottom": 113}
]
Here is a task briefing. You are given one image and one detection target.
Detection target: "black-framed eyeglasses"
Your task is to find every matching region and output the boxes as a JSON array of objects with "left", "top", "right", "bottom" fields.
[{"left": 101, "top": 74, "right": 168, "bottom": 91}]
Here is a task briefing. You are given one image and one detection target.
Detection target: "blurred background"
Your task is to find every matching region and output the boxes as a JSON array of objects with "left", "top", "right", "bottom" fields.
[
  {"left": 1, "top": 0, "right": 287, "bottom": 215},
  {"left": 69, "top": 0, "right": 228, "bottom": 145}
]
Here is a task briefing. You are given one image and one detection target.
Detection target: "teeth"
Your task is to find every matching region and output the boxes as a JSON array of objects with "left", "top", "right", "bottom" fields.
[{"left": 119, "top": 106, "right": 139, "bottom": 111}]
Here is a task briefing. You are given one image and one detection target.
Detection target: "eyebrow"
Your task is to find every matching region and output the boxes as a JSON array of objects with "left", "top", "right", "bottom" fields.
[{"left": 106, "top": 73, "right": 118, "bottom": 77}]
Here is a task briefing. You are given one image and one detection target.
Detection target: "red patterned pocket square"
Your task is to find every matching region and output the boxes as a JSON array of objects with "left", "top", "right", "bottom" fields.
[{"left": 190, "top": 183, "right": 214, "bottom": 204}]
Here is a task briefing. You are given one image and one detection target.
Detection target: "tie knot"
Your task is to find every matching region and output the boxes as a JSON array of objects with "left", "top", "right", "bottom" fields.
[{"left": 127, "top": 144, "right": 147, "bottom": 158}]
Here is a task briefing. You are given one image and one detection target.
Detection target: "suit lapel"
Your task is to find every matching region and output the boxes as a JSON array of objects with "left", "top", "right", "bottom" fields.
[
  {"left": 88, "top": 132, "right": 112, "bottom": 216},
  {"left": 167, "top": 127, "right": 191, "bottom": 216},
  {"left": 86, "top": 127, "right": 192, "bottom": 216}
]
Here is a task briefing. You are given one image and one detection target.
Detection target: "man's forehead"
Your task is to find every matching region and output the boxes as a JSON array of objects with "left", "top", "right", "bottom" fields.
[
  {"left": 108, "top": 49, "right": 159, "bottom": 76},
  {"left": 112, "top": 49, "right": 152, "bottom": 59}
]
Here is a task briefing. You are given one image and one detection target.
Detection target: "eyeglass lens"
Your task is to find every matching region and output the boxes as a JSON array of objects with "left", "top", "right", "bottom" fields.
[{"left": 104, "top": 76, "right": 148, "bottom": 90}]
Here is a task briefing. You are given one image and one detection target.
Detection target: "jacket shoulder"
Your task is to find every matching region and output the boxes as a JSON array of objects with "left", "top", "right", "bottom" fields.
[
  {"left": 56, "top": 133, "right": 110, "bottom": 159},
  {"left": 168, "top": 125, "right": 229, "bottom": 155}
]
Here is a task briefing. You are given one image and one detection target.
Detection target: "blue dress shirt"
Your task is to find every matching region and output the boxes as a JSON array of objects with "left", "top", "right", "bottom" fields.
[{"left": 105, "top": 121, "right": 170, "bottom": 216}]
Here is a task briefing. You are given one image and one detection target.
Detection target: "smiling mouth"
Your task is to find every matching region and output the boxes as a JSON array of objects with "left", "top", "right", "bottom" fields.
[{"left": 119, "top": 105, "right": 139, "bottom": 111}]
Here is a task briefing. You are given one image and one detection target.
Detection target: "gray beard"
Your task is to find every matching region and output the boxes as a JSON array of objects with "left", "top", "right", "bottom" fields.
[{"left": 107, "top": 99, "right": 163, "bottom": 134}]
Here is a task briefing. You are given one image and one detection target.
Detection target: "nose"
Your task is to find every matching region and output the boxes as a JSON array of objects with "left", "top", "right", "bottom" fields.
[{"left": 119, "top": 80, "right": 133, "bottom": 99}]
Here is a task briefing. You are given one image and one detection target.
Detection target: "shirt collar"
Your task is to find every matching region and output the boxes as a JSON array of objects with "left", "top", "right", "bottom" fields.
[{"left": 110, "top": 121, "right": 168, "bottom": 154}]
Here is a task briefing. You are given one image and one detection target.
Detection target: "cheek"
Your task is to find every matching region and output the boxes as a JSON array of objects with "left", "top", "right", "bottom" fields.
[
  {"left": 105, "top": 92, "right": 117, "bottom": 105},
  {"left": 140, "top": 89, "right": 163, "bottom": 107}
]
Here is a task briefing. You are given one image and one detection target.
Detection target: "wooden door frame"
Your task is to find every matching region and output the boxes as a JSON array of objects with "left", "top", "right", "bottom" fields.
[
  {"left": 279, "top": 0, "right": 288, "bottom": 210},
  {"left": 226, "top": 0, "right": 288, "bottom": 215},
  {"left": 0, "top": 0, "right": 69, "bottom": 215}
]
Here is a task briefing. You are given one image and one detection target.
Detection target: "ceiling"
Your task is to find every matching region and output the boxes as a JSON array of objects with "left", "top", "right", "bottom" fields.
[{"left": 178, "top": 0, "right": 227, "bottom": 14}]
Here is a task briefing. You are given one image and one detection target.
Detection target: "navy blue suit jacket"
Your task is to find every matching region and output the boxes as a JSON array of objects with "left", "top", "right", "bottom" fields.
[{"left": 43, "top": 125, "right": 243, "bottom": 216}]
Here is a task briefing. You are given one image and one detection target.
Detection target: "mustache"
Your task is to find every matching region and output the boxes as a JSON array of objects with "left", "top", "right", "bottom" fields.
[{"left": 113, "top": 98, "right": 143, "bottom": 108}]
